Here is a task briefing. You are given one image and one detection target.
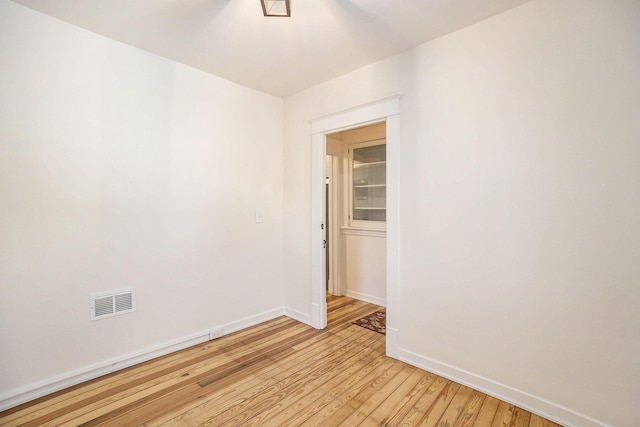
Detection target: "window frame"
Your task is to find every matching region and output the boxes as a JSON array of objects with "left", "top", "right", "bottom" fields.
[{"left": 348, "top": 138, "right": 387, "bottom": 230}]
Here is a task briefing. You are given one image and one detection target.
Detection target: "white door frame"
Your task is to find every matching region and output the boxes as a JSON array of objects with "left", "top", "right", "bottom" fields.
[
  {"left": 310, "top": 96, "right": 400, "bottom": 358},
  {"left": 325, "top": 155, "right": 340, "bottom": 296}
]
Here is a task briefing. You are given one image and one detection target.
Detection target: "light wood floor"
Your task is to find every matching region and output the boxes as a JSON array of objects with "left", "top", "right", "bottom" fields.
[{"left": 0, "top": 295, "right": 563, "bottom": 426}]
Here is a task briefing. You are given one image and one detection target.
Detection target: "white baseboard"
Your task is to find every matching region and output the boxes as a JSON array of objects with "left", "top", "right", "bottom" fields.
[
  {"left": 283, "top": 306, "right": 312, "bottom": 326},
  {"left": 220, "top": 307, "right": 285, "bottom": 335},
  {"left": 0, "top": 332, "right": 210, "bottom": 412},
  {"left": 385, "top": 327, "right": 399, "bottom": 359},
  {"left": 398, "top": 348, "right": 609, "bottom": 427},
  {"left": 345, "top": 290, "right": 386, "bottom": 307},
  {"left": 310, "top": 302, "right": 324, "bottom": 329},
  {"left": 0, "top": 307, "right": 285, "bottom": 412}
]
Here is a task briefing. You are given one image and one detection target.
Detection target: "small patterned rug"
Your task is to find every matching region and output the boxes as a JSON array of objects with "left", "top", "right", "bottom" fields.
[{"left": 352, "top": 309, "right": 386, "bottom": 334}]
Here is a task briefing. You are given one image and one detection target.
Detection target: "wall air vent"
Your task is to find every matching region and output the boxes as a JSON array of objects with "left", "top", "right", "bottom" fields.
[{"left": 90, "top": 288, "right": 136, "bottom": 321}]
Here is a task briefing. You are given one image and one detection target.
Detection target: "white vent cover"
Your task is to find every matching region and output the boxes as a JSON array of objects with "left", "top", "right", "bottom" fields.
[{"left": 90, "top": 288, "right": 136, "bottom": 321}]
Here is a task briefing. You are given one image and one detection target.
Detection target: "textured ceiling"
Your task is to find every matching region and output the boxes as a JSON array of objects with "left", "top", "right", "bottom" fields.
[{"left": 10, "top": 0, "right": 532, "bottom": 97}]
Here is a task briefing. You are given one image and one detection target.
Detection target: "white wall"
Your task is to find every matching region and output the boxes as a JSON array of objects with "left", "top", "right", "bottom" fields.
[
  {"left": 342, "top": 232, "right": 386, "bottom": 306},
  {"left": 283, "top": 1, "right": 640, "bottom": 426},
  {"left": 0, "top": 0, "right": 283, "bottom": 402}
]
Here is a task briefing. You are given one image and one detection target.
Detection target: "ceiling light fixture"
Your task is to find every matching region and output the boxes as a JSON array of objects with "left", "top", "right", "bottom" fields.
[{"left": 261, "top": 0, "right": 290, "bottom": 17}]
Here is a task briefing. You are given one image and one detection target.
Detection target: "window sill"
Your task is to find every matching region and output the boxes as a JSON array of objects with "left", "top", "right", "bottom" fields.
[{"left": 340, "top": 226, "right": 387, "bottom": 238}]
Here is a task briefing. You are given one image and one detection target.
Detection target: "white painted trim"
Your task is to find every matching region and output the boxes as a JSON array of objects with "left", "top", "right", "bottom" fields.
[
  {"left": 340, "top": 226, "right": 386, "bottom": 238},
  {"left": 398, "top": 348, "right": 610, "bottom": 427},
  {"left": 310, "top": 302, "right": 325, "bottom": 330},
  {"left": 345, "top": 290, "right": 386, "bottom": 307},
  {"left": 0, "top": 332, "right": 208, "bottom": 412},
  {"left": 310, "top": 95, "right": 401, "bottom": 134},
  {"left": 0, "top": 307, "right": 285, "bottom": 412},
  {"left": 386, "top": 327, "right": 399, "bottom": 359},
  {"left": 329, "top": 155, "right": 342, "bottom": 296},
  {"left": 218, "top": 307, "right": 285, "bottom": 335},
  {"left": 326, "top": 155, "right": 337, "bottom": 296},
  {"left": 284, "top": 306, "right": 313, "bottom": 326},
  {"left": 310, "top": 96, "right": 401, "bottom": 357},
  {"left": 384, "top": 114, "right": 400, "bottom": 360},
  {"left": 311, "top": 133, "right": 328, "bottom": 330}
]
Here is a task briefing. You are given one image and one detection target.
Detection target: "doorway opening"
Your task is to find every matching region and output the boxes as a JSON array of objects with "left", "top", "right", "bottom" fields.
[
  {"left": 325, "top": 123, "right": 387, "bottom": 307},
  {"left": 309, "top": 95, "right": 400, "bottom": 358}
]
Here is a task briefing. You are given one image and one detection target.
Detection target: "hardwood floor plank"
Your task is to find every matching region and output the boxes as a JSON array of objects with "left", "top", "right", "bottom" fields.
[
  {"left": 515, "top": 407, "right": 533, "bottom": 427},
  {"left": 21, "top": 354, "right": 238, "bottom": 427},
  {"left": 491, "top": 401, "right": 531, "bottom": 427},
  {"left": 529, "top": 413, "right": 563, "bottom": 427},
  {"left": 455, "top": 389, "right": 486, "bottom": 427},
  {"left": 395, "top": 376, "right": 452, "bottom": 426},
  {"left": 275, "top": 350, "right": 390, "bottom": 426},
  {"left": 149, "top": 376, "right": 280, "bottom": 427},
  {"left": 415, "top": 381, "right": 462, "bottom": 427},
  {"left": 150, "top": 329, "right": 380, "bottom": 426},
  {"left": 327, "top": 304, "right": 382, "bottom": 330},
  {"left": 474, "top": 395, "right": 501, "bottom": 426},
  {"left": 430, "top": 385, "right": 475, "bottom": 427},
  {"left": 212, "top": 337, "right": 383, "bottom": 427},
  {"left": 338, "top": 364, "right": 417, "bottom": 426},
  {"left": 249, "top": 341, "right": 384, "bottom": 427},
  {"left": 88, "top": 328, "right": 327, "bottom": 426},
  {"left": 0, "top": 295, "right": 564, "bottom": 427},
  {"left": 148, "top": 334, "right": 370, "bottom": 426},
  {"left": 367, "top": 370, "right": 438, "bottom": 426},
  {"left": 173, "top": 333, "right": 382, "bottom": 427},
  {"left": 23, "top": 321, "right": 313, "bottom": 426},
  {"left": 297, "top": 358, "right": 407, "bottom": 426},
  {"left": 0, "top": 342, "right": 231, "bottom": 425},
  {"left": 0, "top": 317, "right": 296, "bottom": 426}
]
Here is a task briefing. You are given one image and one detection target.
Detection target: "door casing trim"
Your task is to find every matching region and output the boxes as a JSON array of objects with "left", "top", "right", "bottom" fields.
[{"left": 309, "top": 95, "right": 400, "bottom": 358}]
